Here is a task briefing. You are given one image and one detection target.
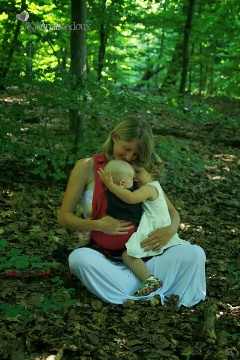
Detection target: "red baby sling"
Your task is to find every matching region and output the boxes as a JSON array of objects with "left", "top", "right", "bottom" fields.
[{"left": 90, "top": 152, "right": 138, "bottom": 250}]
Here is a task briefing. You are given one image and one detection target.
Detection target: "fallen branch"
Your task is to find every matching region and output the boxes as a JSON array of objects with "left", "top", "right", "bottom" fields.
[
  {"left": 213, "top": 200, "right": 240, "bottom": 210},
  {"left": 202, "top": 301, "right": 217, "bottom": 343},
  {"left": 152, "top": 127, "right": 240, "bottom": 147}
]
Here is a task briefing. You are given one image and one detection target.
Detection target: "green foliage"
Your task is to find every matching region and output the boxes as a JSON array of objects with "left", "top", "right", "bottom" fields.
[
  {"left": 28, "top": 151, "right": 70, "bottom": 181},
  {"left": 0, "top": 0, "right": 239, "bottom": 96},
  {"left": 0, "top": 239, "right": 9, "bottom": 251},
  {"left": 0, "top": 80, "right": 237, "bottom": 184},
  {"left": 0, "top": 239, "right": 52, "bottom": 271},
  {"left": 164, "top": 96, "right": 240, "bottom": 130},
  {"left": 0, "top": 303, "right": 31, "bottom": 322},
  {"left": 0, "top": 284, "right": 78, "bottom": 322},
  {"left": 156, "top": 138, "right": 205, "bottom": 188},
  {"left": 227, "top": 264, "right": 240, "bottom": 278},
  {"left": 226, "top": 332, "right": 239, "bottom": 341},
  {"left": 163, "top": 97, "right": 212, "bottom": 125},
  {"left": 34, "top": 285, "right": 77, "bottom": 311},
  {"left": 0, "top": 79, "right": 108, "bottom": 181},
  {"left": 0, "top": 238, "right": 77, "bottom": 323}
]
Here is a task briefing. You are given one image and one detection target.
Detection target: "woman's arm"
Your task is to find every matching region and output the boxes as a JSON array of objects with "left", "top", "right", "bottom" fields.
[
  {"left": 141, "top": 191, "right": 180, "bottom": 251},
  {"left": 162, "top": 191, "right": 180, "bottom": 236},
  {"left": 98, "top": 168, "right": 156, "bottom": 203},
  {"left": 58, "top": 158, "right": 97, "bottom": 230},
  {"left": 58, "top": 159, "right": 132, "bottom": 235}
]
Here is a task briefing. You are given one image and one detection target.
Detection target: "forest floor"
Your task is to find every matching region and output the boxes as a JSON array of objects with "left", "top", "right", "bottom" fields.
[{"left": 0, "top": 91, "right": 240, "bottom": 360}]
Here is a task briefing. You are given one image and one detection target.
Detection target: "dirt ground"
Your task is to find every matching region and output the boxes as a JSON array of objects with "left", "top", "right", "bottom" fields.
[{"left": 0, "top": 94, "right": 239, "bottom": 360}]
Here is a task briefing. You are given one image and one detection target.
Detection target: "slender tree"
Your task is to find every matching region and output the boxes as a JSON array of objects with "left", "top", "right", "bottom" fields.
[
  {"left": 179, "top": 0, "right": 196, "bottom": 95},
  {"left": 26, "top": 41, "right": 33, "bottom": 78},
  {"left": 0, "top": 0, "right": 26, "bottom": 81},
  {"left": 97, "top": 0, "right": 107, "bottom": 80},
  {"left": 160, "top": 41, "right": 182, "bottom": 92},
  {"left": 69, "top": 0, "right": 87, "bottom": 147}
]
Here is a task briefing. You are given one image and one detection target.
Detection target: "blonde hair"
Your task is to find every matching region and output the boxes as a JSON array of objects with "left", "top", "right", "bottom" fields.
[
  {"left": 103, "top": 118, "right": 154, "bottom": 161},
  {"left": 134, "top": 152, "right": 165, "bottom": 181},
  {"left": 105, "top": 160, "right": 134, "bottom": 184}
]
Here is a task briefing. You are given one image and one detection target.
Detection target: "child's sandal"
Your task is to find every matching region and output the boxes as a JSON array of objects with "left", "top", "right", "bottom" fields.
[{"left": 135, "top": 275, "right": 162, "bottom": 297}]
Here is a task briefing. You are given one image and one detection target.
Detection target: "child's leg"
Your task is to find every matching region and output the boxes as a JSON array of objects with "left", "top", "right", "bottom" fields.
[
  {"left": 122, "top": 250, "right": 151, "bottom": 282},
  {"left": 122, "top": 250, "right": 162, "bottom": 296}
]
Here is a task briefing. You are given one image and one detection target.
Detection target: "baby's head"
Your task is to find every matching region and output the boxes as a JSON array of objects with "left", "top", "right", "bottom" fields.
[{"left": 104, "top": 160, "right": 134, "bottom": 189}]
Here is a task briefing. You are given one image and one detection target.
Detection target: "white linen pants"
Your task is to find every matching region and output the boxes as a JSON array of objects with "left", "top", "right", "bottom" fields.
[{"left": 69, "top": 244, "right": 206, "bottom": 307}]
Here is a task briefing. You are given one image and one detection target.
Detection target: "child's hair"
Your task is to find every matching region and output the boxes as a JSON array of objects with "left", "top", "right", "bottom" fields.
[
  {"left": 133, "top": 152, "right": 165, "bottom": 181},
  {"left": 104, "top": 159, "right": 134, "bottom": 184}
]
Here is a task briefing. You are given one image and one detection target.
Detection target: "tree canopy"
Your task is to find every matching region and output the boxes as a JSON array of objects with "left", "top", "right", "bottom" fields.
[{"left": 1, "top": 0, "right": 239, "bottom": 96}]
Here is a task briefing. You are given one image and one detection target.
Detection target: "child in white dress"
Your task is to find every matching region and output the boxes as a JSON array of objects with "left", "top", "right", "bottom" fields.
[{"left": 98, "top": 153, "right": 189, "bottom": 297}]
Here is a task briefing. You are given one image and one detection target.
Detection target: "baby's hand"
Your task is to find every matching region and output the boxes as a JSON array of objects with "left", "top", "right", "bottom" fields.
[{"left": 98, "top": 168, "right": 113, "bottom": 187}]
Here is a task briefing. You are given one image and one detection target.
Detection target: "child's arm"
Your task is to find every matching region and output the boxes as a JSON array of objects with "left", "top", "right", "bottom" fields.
[{"left": 98, "top": 168, "right": 156, "bottom": 204}]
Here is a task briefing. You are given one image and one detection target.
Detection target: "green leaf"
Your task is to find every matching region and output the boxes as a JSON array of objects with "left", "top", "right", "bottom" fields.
[
  {"left": 40, "top": 171, "right": 47, "bottom": 179},
  {"left": 8, "top": 249, "right": 21, "bottom": 257},
  {"left": 0, "top": 239, "right": 9, "bottom": 251},
  {"left": 31, "top": 262, "right": 53, "bottom": 268},
  {"left": 0, "top": 304, "right": 30, "bottom": 322}
]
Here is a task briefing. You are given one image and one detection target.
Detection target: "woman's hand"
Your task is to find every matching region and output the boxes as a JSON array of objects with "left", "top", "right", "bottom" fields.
[
  {"left": 98, "top": 168, "right": 113, "bottom": 188},
  {"left": 99, "top": 215, "right": 134, "bottom": 235},
  {"left": 141, "top": 225, "right": 174, "bottom": 251}
]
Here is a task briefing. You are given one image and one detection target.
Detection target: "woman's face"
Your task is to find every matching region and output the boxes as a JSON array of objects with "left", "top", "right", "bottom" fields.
[{"left": 112, "top": 134, "right": 139, "bottom": 162}]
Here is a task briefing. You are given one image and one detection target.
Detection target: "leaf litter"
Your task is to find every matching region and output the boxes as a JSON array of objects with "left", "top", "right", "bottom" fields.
[{"left": 0, "top": 101, "right": 239, "bottom": 360}]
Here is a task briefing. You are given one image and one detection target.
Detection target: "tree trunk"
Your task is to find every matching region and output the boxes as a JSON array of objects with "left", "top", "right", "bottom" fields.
[
  {"left": 154, "top": 29, "right": 165, "bottom": 88},
  {"left": 197, "top": 2, "right": 203, "bottom": 96},
  {"left": 0, "top": 0, "right": 27, "bottom": 84},
  {"left": 97, "top": 0, "right": 108, "bottom": 81},
  {"left": 155, "top": 0, "right": 167, "bottom": 88},
  {"left": 97, "top": 23, "right": 108, "bottom": 81},
  {"left": 188, "top": 43, "right": 195, "bottom": 93},
  {"left": 199, "top": 43, "right": 203, "bottom": 95},
  {"left": 160, "top": 41, "right": 182, "bottom": 92},
  {"left": 134, "top": 66, "right": 164, "bottom": 90},
  {"left": 0, "top": 19, "right": 22, "bottom": 80},
  {"left": 207, "top": 65, "right": 215, "bottom": 94},
  {"left": 69, "top": 0, "right": 87, "bottom": 148},
  {"left": 179, "top": 0, "right": 196, "bottom": 95},
  {"left": 26, "top": 42, "right": 33, "bottom": 78}
]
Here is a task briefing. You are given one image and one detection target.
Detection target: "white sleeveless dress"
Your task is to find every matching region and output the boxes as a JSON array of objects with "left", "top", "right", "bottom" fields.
[
  {"left": 69, "top": 187, "right": 206, "bottom": 306},
  {"left": 126, "top": 181, "right": 189, "bottom": 257}
]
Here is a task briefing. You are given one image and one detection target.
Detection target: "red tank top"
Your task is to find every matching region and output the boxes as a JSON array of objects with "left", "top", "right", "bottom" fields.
[{"left": 90, "top": 152, "right": 138, "bottom": 250}]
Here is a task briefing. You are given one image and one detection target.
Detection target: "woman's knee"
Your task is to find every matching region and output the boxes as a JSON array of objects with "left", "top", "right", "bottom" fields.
[
  {"left": 191, "top": 244, "right": 206, "bottom": 263},
  {"left": 69, "top": 248, "right": 89, "bottom": 269},
  {"left": 165, "top": 244, "right": 206, "bottom": 265}
]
